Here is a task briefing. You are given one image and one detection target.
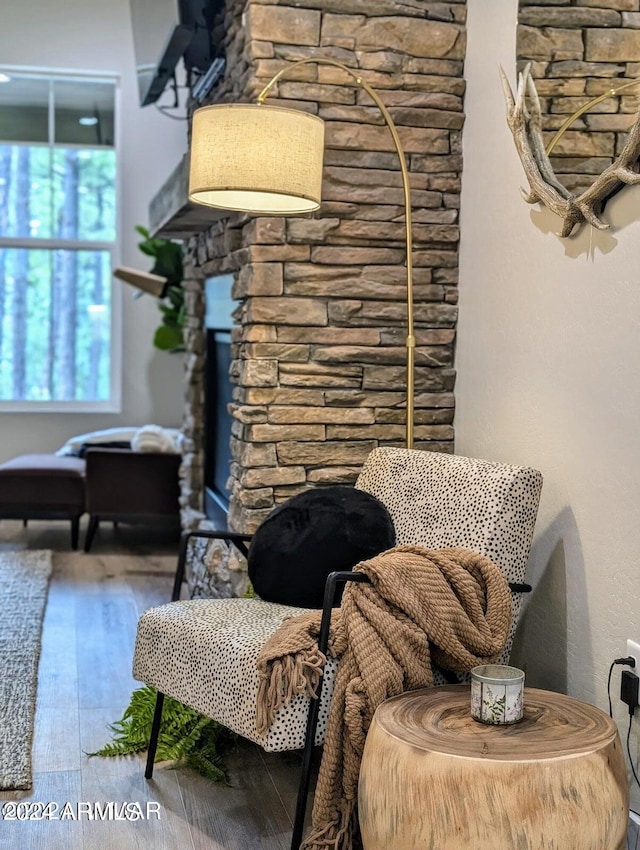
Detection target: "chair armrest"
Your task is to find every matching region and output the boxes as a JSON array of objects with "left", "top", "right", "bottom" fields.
[
  {"left": 510, "top": 582, "right": 532, "bottom": 594},
  {"left": 317, "top": 571, "right": 370, "bottom": 657},
  {"left": 171, "top": 528, "right": 253, "bottom": 601}
]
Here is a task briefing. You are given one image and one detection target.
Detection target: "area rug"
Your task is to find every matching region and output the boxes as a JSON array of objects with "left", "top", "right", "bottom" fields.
[{"left": 0, "top": 550, "right": 52, "bottom": 790}]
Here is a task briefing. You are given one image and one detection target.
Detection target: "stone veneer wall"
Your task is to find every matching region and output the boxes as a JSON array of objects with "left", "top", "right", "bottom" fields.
[
  {"left": 180, "top": 0, "right": 467, "bottom": 533},
  {"left": 517, "top": 1, "right": 640, "bottom": 193}
]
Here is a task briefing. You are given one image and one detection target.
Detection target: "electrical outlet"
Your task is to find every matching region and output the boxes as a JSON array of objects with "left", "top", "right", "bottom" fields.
[{"left": 627, "top": 640, "right": 640, "bottom": 670}]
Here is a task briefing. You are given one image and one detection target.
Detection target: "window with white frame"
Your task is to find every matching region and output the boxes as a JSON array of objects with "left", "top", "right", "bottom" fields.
[{"left": 0, "top": 71, "right": 118, "bottom": 409}]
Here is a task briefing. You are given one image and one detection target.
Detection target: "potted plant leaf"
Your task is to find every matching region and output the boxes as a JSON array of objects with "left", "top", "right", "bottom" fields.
[{"left": 135, "top": 225, "right": 186, "bottom": 353}]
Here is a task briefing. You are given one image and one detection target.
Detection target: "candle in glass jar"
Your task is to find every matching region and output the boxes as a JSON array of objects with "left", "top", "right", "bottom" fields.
[{"left": 470, "top": 664, "right": 525, "bottom": 725}]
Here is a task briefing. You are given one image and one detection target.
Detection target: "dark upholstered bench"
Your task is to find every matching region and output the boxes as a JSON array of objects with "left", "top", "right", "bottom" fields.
[{"left": 0, "top": 454, "right": 86, "bottom": 549}]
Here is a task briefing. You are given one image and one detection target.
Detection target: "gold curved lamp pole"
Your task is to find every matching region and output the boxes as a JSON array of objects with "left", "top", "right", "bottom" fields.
[
  {"left": 189, "top": 58, "right": 416, "bottom": 449},
  {"left": 546, "top": 77, "right": 640, "bottom": 155}
]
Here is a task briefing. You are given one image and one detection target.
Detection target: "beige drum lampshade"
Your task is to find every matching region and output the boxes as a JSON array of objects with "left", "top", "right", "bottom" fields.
[{"left": 189, "top": 103, "right": 325, "bottom": 214}]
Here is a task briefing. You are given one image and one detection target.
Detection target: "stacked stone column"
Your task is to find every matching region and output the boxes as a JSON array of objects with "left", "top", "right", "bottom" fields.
[{"left": 180, "top": 0, "right": 467, "bottom": 532}]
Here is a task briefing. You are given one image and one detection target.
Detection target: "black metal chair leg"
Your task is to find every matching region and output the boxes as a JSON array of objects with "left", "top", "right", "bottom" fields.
[
  {"left": 84, "top": 515, "right": 99, "bottom": 553},
  {"left": 291, "top": 685, "right": 323, "bottom": 849},
  {"left": 71, "top": 516, "right": 80, "bottom": 551},
  {"left": 145, "top": 691, "right": 165, "bottom": 779},
  {"left": 290, "top": 570, "right": 371, "bottom": 850}
]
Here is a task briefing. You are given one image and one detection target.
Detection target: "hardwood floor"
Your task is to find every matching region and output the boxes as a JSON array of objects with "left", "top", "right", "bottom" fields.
[{"left": 0, "top": 519, "right": 301, "bottom": 850}]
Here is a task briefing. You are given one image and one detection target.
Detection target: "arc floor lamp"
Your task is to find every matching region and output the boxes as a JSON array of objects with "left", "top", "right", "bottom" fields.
[{"left": 188, "top": 58, "right": 416, "bottom": 448}]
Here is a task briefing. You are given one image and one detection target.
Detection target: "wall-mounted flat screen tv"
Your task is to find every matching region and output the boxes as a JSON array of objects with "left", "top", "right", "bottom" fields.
[{"left": 130, "top": 0, "right": 219, "bottom": 107}]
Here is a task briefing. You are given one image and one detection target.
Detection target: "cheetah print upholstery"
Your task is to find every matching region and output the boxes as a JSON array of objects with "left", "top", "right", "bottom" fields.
[
  {"left": 133, "top": 448, "right": 543, "bottom": 752},
  {"left": 355, "top": 447, "right": 543, "bottom": 670}
]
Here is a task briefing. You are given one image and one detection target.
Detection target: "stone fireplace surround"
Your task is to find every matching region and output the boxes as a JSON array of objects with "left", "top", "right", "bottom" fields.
[{"left": 169, "top": 0, "right": 467, "bottom": 534}]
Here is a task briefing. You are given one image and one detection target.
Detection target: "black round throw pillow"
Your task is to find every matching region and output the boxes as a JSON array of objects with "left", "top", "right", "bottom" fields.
[{"left": 247, "top": 486, "right": 395, "bottom": 609}]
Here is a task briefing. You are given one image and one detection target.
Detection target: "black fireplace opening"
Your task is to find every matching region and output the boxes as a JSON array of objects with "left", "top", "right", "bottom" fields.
[{"left": 203, "top": 276, "right": 234, "bottom": 525}]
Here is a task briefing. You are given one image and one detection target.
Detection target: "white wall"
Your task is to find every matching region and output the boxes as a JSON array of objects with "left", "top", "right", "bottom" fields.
[
  {"left": 459, "top": 0, "right": 640, "bottom": 799},
  {"left": 0, "top": 0, "right": 188, "bottom": 460}
]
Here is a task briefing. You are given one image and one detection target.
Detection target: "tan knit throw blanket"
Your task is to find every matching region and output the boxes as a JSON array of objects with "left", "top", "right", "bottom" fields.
[{"left": 256, "top": 545, "right": 513, "bottom": 850}]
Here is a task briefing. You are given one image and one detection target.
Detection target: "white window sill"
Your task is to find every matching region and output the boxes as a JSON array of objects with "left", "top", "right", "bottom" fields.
[{"left": 0, "top": 401, "right": 122, "bottom": 414}]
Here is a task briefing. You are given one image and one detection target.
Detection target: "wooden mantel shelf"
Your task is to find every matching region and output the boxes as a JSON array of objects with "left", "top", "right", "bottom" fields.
[{"left": 149, "top": 154, "right": 225, "bottom": 239}]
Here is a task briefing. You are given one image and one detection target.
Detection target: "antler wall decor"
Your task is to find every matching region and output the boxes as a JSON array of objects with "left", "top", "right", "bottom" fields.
[{"left": 500, "top": 63, "right": 640, "bottom": 237}]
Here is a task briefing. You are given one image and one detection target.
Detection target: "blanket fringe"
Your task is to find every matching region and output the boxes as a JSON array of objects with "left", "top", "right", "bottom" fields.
[
  {"left": 300, "top": 800, "right": 355, "bottom": 850},
  {"left": 256, "top": 648, "right": 327, "bottom": 736}
]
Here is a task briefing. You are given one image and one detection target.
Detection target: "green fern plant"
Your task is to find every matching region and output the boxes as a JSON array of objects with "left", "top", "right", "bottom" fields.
[{"left": 89, "top": 685, "right": 233, "bottom": 782}]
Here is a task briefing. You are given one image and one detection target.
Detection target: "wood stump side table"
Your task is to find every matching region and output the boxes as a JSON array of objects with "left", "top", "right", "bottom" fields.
[{"left": 358, "top": 685, "right": 629, "bottom": 850}]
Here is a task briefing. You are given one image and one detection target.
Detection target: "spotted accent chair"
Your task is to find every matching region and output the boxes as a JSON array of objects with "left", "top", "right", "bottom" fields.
[{"left": 133, "top": 448, "right": 542, "bottom": 843}]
